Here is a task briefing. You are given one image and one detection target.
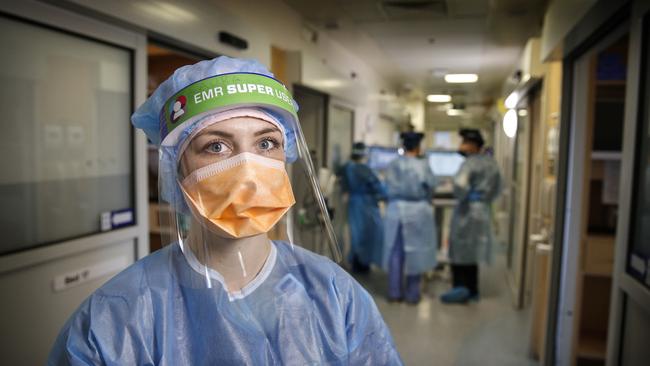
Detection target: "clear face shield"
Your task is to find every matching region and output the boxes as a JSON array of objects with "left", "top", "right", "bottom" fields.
[{"left": 157, "top": 73, "right": 341, "bottom": 294}]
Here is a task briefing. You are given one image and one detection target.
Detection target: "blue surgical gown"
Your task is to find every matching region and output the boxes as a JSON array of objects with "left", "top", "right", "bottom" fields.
[
  {"left": 47, "top": 241, "right": 403, "bottom": 365},
  {"left": 382, "top": 156, "right": 438, "bottom": 275},
  {"left": 449, "top": 154, "right": 502, "bottom": 264},
  {"left": 340, "top": 161, "right": 386, "bottom": 266}
]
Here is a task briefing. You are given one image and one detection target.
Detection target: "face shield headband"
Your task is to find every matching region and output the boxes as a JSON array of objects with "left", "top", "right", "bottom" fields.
[{"left": 159, "top": 72, "right": 298, "bottom": 148}]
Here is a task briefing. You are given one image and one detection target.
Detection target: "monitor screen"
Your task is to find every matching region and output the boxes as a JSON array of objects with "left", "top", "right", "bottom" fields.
[
  {"left": 427, "top": 151, "right": 465, "bottom": 177},
  {"left": 367, "top": 146, "right": 400, "bottom": 171}
]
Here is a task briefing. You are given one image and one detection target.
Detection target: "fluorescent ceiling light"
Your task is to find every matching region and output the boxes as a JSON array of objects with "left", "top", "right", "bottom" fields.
[
  {"left": 446, "top": 109, "right": 464, "bottom": 116},
  {"left": 444, "top": 74, "right": 478, "bottom": 83},
  {"left": 426, "top": 94, "right": 452, "bottom": 103},
  {"left": 505, "top": 92, "right": 519, "bottom": 109},
  {"left": 518, "top": 109, "right": 528, "bottom": 117},
  {"left": 503, "top": 109, "right": 518, "bottom": 138}
]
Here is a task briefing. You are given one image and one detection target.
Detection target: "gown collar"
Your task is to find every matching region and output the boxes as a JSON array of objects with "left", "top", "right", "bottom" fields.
[{"left": 181, "top": 241, "right": 278, "bottom": 302}]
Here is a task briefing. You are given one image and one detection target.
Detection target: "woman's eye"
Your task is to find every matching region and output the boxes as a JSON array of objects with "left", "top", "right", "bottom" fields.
[
  {"left": 259, "top": 139, "right": 276, "bottom": 150},
  {"left": 207, "top": 142, "right": 224, "bottom": 153}
]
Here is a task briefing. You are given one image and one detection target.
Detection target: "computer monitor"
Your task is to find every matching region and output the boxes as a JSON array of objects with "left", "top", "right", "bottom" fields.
[
  {"left": 367, "top": 146, "right": 400, "bottom": 171},
  {"left": 426, "top": 150, "right": 465, "bottom": 177}
]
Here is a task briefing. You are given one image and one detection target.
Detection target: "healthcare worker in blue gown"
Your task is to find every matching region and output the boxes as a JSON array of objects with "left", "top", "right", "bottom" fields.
[
  {"left": 383, "top": 132, "right": 438, "bottom": 304},
  {"left": 441, "top": 129, "right": 501, "bottom": 304},
  {"left": 340, "top": 142, "right": 387, "bottom": 273},
  {"left": 47, "top": 56, "right": 402, "bottom": 365}
]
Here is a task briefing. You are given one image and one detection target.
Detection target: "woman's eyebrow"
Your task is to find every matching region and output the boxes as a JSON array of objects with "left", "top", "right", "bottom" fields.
[
  {"left": 254, "top": 127, "right": 281, "bottom": 136},
  {"left": 199, "top": 130, "right": 234, "bottom": 138}
]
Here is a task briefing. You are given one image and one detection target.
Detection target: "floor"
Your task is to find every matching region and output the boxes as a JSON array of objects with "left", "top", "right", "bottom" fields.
[{"left": 353, "top": 253, "right": 540, "bottom": 366}]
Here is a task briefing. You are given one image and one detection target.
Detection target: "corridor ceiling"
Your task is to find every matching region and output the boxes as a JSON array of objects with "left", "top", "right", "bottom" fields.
[{"left": 283, "top": 0, "right": 547, "bottom": 108}]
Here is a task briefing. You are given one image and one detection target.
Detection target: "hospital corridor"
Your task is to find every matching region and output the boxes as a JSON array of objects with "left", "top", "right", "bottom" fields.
[{"left": 1, "top": 1, "right": 650, "bottom": 365}]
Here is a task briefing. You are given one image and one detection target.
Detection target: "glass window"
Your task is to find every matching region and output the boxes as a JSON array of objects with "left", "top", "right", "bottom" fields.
[
  {"left": 627, "top": 17, "right": 650, "bottom": 288},
  {"left": 0, "top": 15, "right": 133, "bottom": 255}
]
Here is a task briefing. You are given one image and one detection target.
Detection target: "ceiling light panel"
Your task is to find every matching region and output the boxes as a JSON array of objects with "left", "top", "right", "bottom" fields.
[
  {"left": 444, "top": 73, "right": 479, "bottom": 83},
  {"left": 426, "top": 94, "right": 452, "bottom": 102}
]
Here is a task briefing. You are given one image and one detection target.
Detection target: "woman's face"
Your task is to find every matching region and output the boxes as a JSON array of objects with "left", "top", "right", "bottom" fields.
[{"left": 179, "top": 116, "right": 285, "bottom": 177}]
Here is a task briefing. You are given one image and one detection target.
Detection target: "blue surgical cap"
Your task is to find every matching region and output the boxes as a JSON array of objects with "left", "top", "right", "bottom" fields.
[{"left": 131, "top": 56, "right": 300, "bottom": 209}]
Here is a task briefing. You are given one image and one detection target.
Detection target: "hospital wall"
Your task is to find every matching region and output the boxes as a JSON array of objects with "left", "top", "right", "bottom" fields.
[
  {"left": 68, "top": 0, "right": 404, "bottom": 145},
  {"left": 541, "top": 0, "right": 598, "bottom": 60}
]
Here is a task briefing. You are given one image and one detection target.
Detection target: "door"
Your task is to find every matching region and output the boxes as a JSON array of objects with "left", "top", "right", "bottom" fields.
[
  {"left": 291, "top": 85, "right": 328, "bottom": 253},
  {"left": 325, "top": 103, "right": 354, "bottom": 255},
  {"left": 523, "top": 89, "right": 545, "bottom": 308},
  {"left": 507, "top": 91, "right": 535, "bottom": 309},
  {"left": 146, "top": 42, "right": 208, "bottom": 252},
  {"left": 0, "top": 2, "right": 147, "bottom": 364},
  {"left": 607, "top": 2, "right": 650, "bottom": 365},
  {"left": 555, "top": 24, "right": 628, "bottom": 365}
]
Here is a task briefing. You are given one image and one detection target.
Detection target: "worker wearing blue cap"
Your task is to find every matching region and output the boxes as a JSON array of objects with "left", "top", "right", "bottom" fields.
[
  {"left": 47, "top": 56, "right": 402, "bottom": 365},
  {"left": 383, "top": 131, "right": 438, "bottom": 304},
  {"left": 340, "top": 142, "right": 387, "bottom": 272},
  {"left": 441, "top": 128, "right": 502, "bottom": 304}
]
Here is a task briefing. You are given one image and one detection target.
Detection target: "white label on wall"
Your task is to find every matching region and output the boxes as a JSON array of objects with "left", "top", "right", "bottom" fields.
[
  {"left": 52, "top": 256, "right": 130, "bottom": 292},
  {"left": 112, "top": 210, "right": 133, "bottom": 226},
  {"left": 100, "top": 212, "right": 111, "bottom": 231}
]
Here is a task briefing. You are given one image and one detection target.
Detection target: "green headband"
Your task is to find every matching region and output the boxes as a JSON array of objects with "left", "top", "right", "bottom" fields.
[{"left": 159, "top": 72, "right": 297, "bottom": 144}]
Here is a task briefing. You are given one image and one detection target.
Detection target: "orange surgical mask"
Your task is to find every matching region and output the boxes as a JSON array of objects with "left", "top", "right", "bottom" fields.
[{"left": 180, "top": 152, "right": 295, "bottom": 238}]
